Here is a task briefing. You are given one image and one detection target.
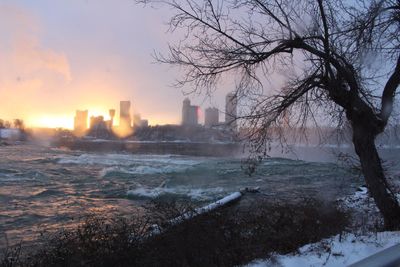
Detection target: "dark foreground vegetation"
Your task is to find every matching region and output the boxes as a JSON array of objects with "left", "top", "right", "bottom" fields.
[{"left": 1, "top": 199, "right": 349, "bottom": 267}]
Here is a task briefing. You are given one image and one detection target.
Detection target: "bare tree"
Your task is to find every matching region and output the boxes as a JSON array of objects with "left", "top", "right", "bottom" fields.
[
  {"left": 13, "top": 119, "right": 25, "bottom": 131},
  {"left": 4, "top": 121, "right": 11, "bottom": 129},
  {"left": 141, "top": 0, "right": 400, "bottom": 229}
]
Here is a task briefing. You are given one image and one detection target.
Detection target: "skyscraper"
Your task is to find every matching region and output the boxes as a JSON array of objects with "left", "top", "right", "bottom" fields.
[
  {"left": 109, "top": 109, "right": 116, "bottom": 129},
  {"left": 90, "top": 116, "right": 106, "bottom": 130},
  {"left": 182, "top": 98, "right": 191, "bottom": 125},
  {"left": 181, "top": 98, "right": 199, "bottom": 126},
  {"left": 205, "top": 107, "right": 219, "bottom": 127},
  {"left": 73, "top": 110, "right": 88, "bottom": 136},
  {"left": 133, "top": 113, "right": 141, "bottom": 128},
  {"left": 119, "top": 101, "right": 132, "bottom": 129},
  {"left": 225, "top": 93, "right": 237, "bottom": 130}
]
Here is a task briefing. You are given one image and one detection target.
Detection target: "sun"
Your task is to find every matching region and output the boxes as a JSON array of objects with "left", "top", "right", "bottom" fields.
[{"left": 28, "top": 115, "right": 74, "bottom": 129}]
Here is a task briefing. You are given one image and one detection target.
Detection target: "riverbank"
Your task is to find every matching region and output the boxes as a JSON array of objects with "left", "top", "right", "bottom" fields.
[
  {"left": 2, "top": 187, "right": 398, "bottom": 267},
  {"left": 53, "top": 139, "right": 242, "bottom": 157},
  {"left": 1, "top": 195, "right": 349, "bottom": 267},
  {"left": 246, "top": 186, "right": 400, "bottom": 266}
]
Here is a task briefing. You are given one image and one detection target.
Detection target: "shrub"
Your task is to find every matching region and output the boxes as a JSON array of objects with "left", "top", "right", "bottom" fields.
[{"left": 1, "top": 198, "right": 349, "bottom": 267}]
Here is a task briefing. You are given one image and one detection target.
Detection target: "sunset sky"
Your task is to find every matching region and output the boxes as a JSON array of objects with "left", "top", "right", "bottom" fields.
[{"left": 0, "top": 0, "right": 234, "bottom": 129}]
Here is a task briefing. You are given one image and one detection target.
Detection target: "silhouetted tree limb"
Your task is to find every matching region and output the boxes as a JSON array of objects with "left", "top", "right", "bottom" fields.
[{"left": 140, "top": 0, "right": 400, "bottom": 229}]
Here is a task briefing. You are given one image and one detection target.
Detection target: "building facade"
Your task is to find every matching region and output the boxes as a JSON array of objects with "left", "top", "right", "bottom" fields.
[
  {"left": 133, "top": 113, "right": 149, "bottom": 128},
  {"left": 205, "top": 107, "right": 219, "bottom": 128},
  {"left": 88, "top": 116, "right": 114, "bottom": 139},
  {"left": 109, "top": 109, "right": 116, "bottom": 128},
  {"left": 119, "top": 101, "right": 132, "bottom": 129},
  {"left": 90, "top": 116, "right": 107, "bottom": 130},
  {"left": 181, "top": 98, "right": 199, "bottom": 126},
  {"left": 225, "top": 93, "right": 238, "bottom": 130},
  {"left": 74, "top": 110, "right": 88, "bottom": 136}
]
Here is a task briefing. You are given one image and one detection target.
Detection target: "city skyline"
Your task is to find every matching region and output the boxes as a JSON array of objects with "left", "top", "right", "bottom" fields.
[
  {"left": 0, "top": 1, "right": 237, "bottom": 129},
  {"left": 68, "top": 94, "right": 235, "bottom": 132}
]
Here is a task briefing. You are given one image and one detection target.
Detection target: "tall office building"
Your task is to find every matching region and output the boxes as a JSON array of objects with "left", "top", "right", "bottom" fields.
[
  {"left": 74, "top": 110, "right": 88, "bottom": 136},
  {"left": 119, "top": 101, "right": 132, "bottom": 129},
  {"left": 90, "top": 116, "right": 106, "bottom": 129},
  {"left": 133, "top": 113, "right": 141, "bottom": 128},
  {"left": 109, "top": 109, "right": 116, "bottom": 129},
  {"left": 225, "top": 93, "right": 238, "bottom": 130},
  {"left": 88, "top": 115, "right": 113, "bottom": 139},
  {"left": 181, "top": 98, "right": 199, "bottom": 126},
  {"left": 182, "top": 98, "right": 190, "bottom": 125},
  {"left": 133, "top": 113, "right": 149, "bottom": 128},
  {"left": 205, "top": 107, "right": 219, "bottom": 128}
]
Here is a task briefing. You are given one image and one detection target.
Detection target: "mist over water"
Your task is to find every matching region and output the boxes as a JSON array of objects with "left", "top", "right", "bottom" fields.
[{"left": 2, "top": 143, "right": 399, "bottom": 247}]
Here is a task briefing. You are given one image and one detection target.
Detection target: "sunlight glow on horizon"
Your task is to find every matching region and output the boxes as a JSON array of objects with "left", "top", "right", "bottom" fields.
[
  {"left": 0, "top": 1, "right": 225, "bottom": 128},
  {"left": 27, "top": 108, "right": 113, "bottom": 130},
  {"left": 27, "top": 115, "right": 74, "bottom": 129},
  {"left": 26, "top": 110, "right": 177, "bottom": 129}
]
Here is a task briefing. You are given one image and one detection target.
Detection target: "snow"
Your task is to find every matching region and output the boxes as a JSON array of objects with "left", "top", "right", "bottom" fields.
[
  {"left": 244, "top": 187, "right": 400, "bottom": 267},
  {"left": 336, "top": 186, "right": 380, "bottom": 214},
  {"left": 0, "top": 129, "right": 21, "bottom": 139},
  {"left": 168, "top": 191, "right": 242, "bottom": 225},
  {"left": 193, "top": 191, "right": 242, "bottom": 214},
  {"left": 336, "top": 185, "right": 400, "bottom": 230},
  {"left": 246, "top": 231, "right": 400, "bottom": 267},
  {"left": 148, "top": 191, "right": 242, "bottom": 236}
]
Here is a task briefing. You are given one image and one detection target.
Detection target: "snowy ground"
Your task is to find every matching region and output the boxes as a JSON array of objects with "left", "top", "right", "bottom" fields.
[
  {"left": 244, "top": 186, "right": 400, "bottom": 267},
  {"left": 246, "top": 231, "right": 400, "bottom": 267}
]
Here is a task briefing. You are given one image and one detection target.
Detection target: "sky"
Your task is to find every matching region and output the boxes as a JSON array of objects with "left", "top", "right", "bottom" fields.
[{"left": 0, "top": 0, "right": 233, "bottom": 128}]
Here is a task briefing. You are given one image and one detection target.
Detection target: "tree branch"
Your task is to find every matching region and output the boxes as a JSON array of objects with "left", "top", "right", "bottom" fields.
[{"left": 380, "top": 54, "right": 400, "bottom": 124}]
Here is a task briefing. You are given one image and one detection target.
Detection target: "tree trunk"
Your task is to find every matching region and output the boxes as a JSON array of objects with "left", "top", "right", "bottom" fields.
[{"left": 352, "top": 123, "right": 400, "bottom": 230}]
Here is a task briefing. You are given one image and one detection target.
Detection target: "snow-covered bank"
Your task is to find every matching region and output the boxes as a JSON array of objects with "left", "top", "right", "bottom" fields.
[
  {"left": 246, "top": 231, "right": 400, "bottom": 267},
  {"left": 245, "top": 187, "right": 400, "bottom": 267},
  {"left": 337, "top": 185, "right": 400, "bottom": 231}
]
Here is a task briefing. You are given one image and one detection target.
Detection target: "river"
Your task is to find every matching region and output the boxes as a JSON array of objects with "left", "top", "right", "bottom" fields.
[{"left": 2, "top": 142, "right": 395, "bottom": 247}]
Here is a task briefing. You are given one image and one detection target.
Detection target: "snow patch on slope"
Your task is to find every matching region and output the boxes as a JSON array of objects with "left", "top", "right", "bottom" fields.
[{"left": 246, "top": 231, "right": 400, "bottom": 267}]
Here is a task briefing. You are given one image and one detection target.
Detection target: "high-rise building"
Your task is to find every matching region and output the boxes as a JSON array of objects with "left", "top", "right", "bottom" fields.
[
  {"left": 182, "top": 98, "right": 191, "bottom": 125},
  {"left": 133, "top": 113, "right": 149, "bottom": 128},
  {"left": 133, "top": 113, "right": 141, "bottom": 128},
  {"left": 140, "top": 120, "right": 149, "bottom": 128},
  {"left": 225, "top": 93, "right": 237, "bottom": 130},
  {"left": 88, "top": 115, "right": 113, "bottom": 139},
  {"left": 109, "top": 109, "right": 116, "bottom": 129},
  {"left": 181, "top": 98, "right": 199, "bottom": 126},
  {"left": 205, "top": 107, "right": 219, "bottom": 128},
  {"left": 90, "top": 116, "right": 106, "bottom": 130},
  {"left": 74, "top": 110, "right": 88, "bottom": 136},
  {"left": 119, "top": 101, "right": 132, "bottom": 129}
]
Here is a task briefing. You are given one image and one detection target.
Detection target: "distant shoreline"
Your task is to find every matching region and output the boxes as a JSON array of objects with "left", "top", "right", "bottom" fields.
[{"left": 52, "top": 139, "right": 242, "bottom": 157}]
